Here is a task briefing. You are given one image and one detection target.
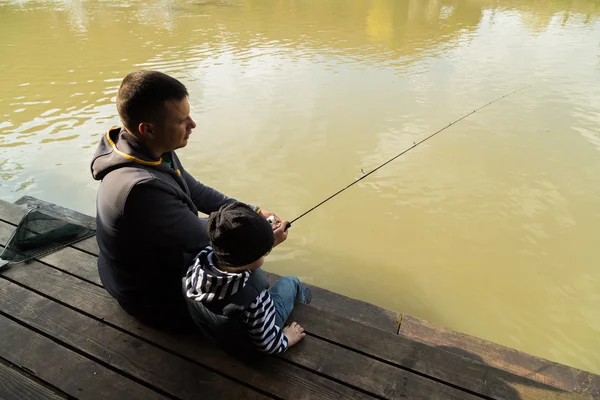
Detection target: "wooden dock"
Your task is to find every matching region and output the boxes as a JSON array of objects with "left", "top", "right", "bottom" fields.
[{"left": 0, "top": 197, "right": 598, "bottom": 400}]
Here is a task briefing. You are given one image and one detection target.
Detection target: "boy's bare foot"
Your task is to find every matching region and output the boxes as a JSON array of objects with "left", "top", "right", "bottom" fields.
[{"left": 283, "top": 322, "right": 306, "bottom": 346}]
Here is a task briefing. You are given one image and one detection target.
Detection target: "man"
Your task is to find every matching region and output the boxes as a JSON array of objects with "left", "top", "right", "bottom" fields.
[{"left": 91, "top": 70, "right": 280, "bottom": 331}]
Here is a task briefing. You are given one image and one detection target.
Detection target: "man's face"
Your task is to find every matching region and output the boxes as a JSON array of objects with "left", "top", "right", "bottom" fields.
[{"left": 153, "top": 97, "right": 196, "bottom": 152}]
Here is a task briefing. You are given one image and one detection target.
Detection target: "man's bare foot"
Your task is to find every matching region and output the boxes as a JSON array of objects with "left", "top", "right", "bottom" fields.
[{"left": 283, "top": 322, "right": 306, "bottom": 346}]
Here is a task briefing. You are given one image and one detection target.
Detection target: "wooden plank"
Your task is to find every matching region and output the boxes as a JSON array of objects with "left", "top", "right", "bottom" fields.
[
  {"left": 2, "top": 197, "right": 401, "bottom": 333},
  {"left": 39, "top": 245, "right": 102, "bottom": 284},
  {"left": 399, "top": 315, "right": 600, "bottom": 400},
  {"left": 0, "top": 260, "right": 376, "bottom": 400},
  {"left": 265, "top": 273, "right": 401, "bottom": 333},
  {"left": 69, "top": 236, "right": 98, "bottom": 255},
  {"left": 290, "top": 304, "right": 590, "bottom": 400},
  {"left": 0, "top": 221, "right": 17, "bottom": 248},
  {"left": 0, "top": 314, "right": 167, "bottom": 400},
  {"left": 0, "top": 279, "right": 269, "bottom": 400},
  {"left": 283, "top": 332, "right": 482, "bottom": 400},
  {"left": 0, "top": 358, "right": 67, "bottom": 400}
]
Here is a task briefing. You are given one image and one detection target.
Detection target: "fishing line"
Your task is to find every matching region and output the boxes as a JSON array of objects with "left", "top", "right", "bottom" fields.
[{"left": 286, "top": 86, "right": 527, "bottom": 229}]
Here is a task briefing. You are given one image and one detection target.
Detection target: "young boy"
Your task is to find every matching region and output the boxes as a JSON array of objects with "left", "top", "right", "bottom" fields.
[{"left": 183, "top": 202, "right": 311, "bottom": 354}]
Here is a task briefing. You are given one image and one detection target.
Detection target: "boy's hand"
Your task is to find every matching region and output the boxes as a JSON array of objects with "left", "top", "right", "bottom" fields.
[
  {"left": 273, "top": 220, "right": 290, "bottom": 247},
  {"left": 283, "top": 322, "right": 306, "bottom": 346},
  {"left": 260, "top": 209, "right": 281, "bottom": 225}
]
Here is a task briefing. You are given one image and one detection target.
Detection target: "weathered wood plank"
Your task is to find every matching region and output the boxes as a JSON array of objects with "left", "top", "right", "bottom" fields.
[
  {"left": 290, "top": 304, "right": 590, "bottom": 400},
  {"left": 7, "top": 197, "right": 402, "bottom": 333},
  {"left": 0, "top": 279, "right": 269, "bottom": 400},
  {"left": 265, "top": 273, "right": 401, "bottom": 333},
  {"left": 0, "top": 314, "right": 167, "bottom": 400},
  {"left": 399, "top": 315, "right": 600, "bottom": 400},
  {"left": 283, "top": 333, "right": 482, "bottom": 400},
  {"left": 0, "top": 260, "right": 376, "bottom": 400},
  {"left": 0, "top": 222, "right": 17, "bottom": 247},
  {"left": 39, "top": 245, "right": 102, "bottom": 284},
  {"left": 0, "top": 358, "right": 67, "bottom": 400}
]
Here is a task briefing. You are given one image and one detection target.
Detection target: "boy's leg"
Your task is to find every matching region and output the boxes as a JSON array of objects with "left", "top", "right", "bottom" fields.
[{"left": 269, "top": 276, "right": 311, "bottom": 328}]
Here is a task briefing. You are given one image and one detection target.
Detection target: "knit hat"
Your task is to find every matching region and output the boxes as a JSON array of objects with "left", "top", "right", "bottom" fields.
[{"left": 207, "top": 202, "right": 275, "bottom": 267}]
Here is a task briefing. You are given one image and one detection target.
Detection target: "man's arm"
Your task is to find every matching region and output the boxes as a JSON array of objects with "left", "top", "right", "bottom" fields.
[
  {"left": 181, "top": 168, "right": 262, "bottom": 215},
  {"left": 181, "top": 168, "right": 236, "bottom": 214},
  {"left": 125, "top": 182, "right": 210, "bottom": 252}
]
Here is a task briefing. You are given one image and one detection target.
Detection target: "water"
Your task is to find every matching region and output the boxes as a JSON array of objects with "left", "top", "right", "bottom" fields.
[{"left": 1, "top": 0, "right": 599, "bottom": 374}]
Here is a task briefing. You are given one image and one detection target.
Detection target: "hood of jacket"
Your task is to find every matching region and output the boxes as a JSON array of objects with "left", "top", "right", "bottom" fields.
[
  {"left": 184, "top": 247, "right": 251, "bottom": 304},
  {"left": 91, "top": 127, "right": 168, "bottom": 181}
]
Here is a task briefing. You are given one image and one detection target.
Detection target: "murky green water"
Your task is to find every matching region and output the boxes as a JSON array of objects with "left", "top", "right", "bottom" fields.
[{"left": 1, "top": 0, "right": 599, "bottom": 374}]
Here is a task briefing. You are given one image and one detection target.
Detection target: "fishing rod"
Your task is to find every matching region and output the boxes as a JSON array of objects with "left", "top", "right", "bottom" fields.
[{"left": 283, "top": 86, "right": 527, "bottom": 229}]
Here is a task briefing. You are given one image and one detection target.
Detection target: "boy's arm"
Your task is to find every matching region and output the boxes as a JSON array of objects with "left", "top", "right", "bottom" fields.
[
  {"left": 241, "top": 290, "right": 289, "bottom": 354},
  {"left": 181, "top": 168, "right": 267, "bottom": 215}
]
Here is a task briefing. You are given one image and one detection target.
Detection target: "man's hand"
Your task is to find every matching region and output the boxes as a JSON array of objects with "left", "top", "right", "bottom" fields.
[
  {"left": 283, "top": 322, "right": 306, "bottom": 347},
  {"left": 273, "top": 221, "right": 289, "bottom": 247},
  {"left": 259, "top": 209, "right": 281, "bottom": 226}
]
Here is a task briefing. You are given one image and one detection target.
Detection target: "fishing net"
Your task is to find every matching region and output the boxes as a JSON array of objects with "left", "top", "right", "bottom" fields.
[{"left": 0, "top": 208, "right": 96, "bottom": 268}]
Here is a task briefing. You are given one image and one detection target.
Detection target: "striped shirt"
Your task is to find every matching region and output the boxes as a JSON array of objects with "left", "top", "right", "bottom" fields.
[
  {"left": 184, "top": 250, "right": 251, "bottom": 303},
  {"left": 241, "top": 290, "right": 288, "bottom": 354},
  {"left": 184, "top": 248, "right": 288, "bottom": 354}
]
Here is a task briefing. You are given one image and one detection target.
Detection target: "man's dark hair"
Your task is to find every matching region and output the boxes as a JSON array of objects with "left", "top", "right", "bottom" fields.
[{"left": 116, "top": 70, "right": 188, "bottom": 133}]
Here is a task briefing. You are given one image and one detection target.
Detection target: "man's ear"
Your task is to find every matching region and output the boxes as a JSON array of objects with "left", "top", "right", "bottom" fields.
[{"left": 138, "top": 122, "right": 155, "bottom": 139}]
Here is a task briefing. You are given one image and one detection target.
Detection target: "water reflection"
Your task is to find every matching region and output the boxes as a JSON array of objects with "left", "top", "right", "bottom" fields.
[{"left": 1, "top": 0, "right": 598, "bottom": 140}]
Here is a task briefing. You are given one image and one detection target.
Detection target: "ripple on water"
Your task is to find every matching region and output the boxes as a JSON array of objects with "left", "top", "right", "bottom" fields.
[{"left": 40, "top": 134, "right": 80, "bottom": 143}]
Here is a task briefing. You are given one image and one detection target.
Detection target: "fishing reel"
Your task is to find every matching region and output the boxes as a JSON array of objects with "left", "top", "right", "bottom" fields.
[{"left": 267, "top": 215, "right": 291, "bottom": 231}]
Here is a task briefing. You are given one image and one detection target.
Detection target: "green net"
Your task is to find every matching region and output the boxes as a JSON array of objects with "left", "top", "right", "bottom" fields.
[{"left": 0, "top": 208, "right": 96, "bottom": 267}]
